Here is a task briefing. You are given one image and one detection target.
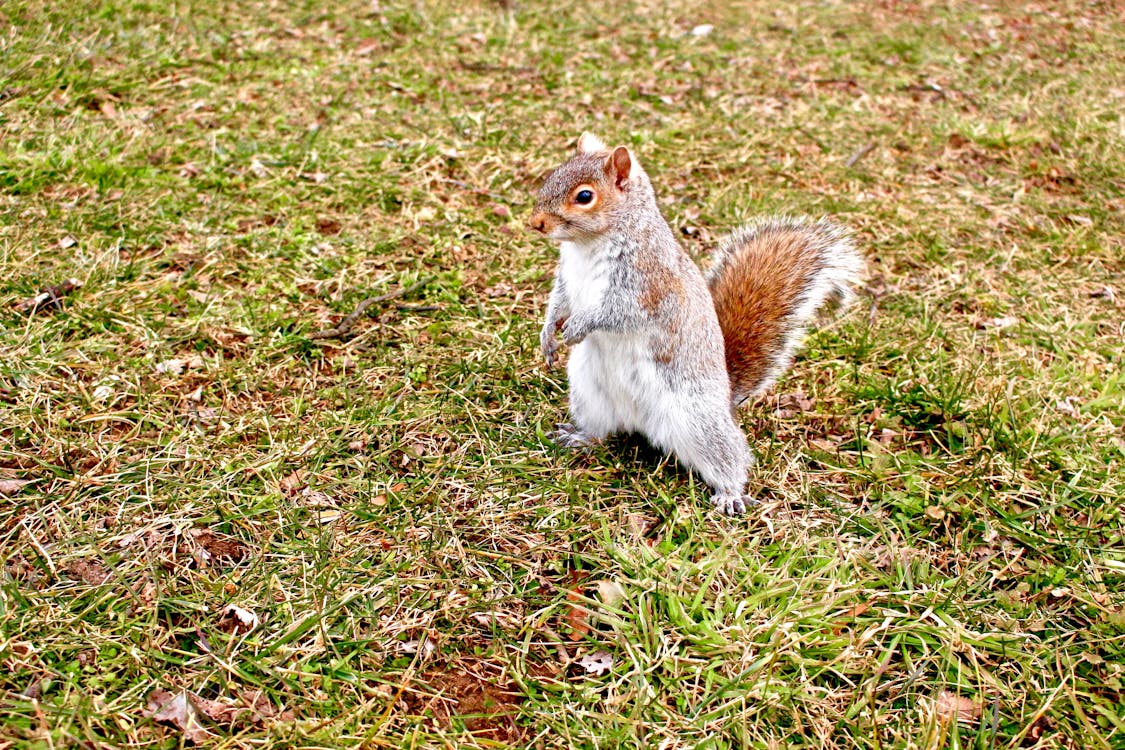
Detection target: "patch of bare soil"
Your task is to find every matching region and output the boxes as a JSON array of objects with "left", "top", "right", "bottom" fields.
[{"left": 407, "top": 662, "right": 525, "bottom": 743}]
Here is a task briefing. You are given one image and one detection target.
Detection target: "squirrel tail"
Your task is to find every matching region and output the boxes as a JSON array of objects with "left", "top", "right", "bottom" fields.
[{"left": 706, "top": 216, "right": 864, "bottom": 406}]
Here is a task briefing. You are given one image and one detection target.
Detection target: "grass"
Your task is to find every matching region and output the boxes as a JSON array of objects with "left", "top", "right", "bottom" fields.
[{"left": 1, "top": 0, "right": 1123, "bottom": 747}]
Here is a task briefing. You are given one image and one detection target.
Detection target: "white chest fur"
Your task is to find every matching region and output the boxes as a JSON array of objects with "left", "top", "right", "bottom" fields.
[
  {"left": 558, "top": 240, "right": 610, "bottom": 314},
  {"left": 557, "top": 239, "right": 661, "bottom": 434}
]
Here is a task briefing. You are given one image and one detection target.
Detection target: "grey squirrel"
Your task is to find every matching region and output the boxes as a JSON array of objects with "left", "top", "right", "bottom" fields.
[{"left": 528, "top": 134, "right": 864, "bottom": 514}]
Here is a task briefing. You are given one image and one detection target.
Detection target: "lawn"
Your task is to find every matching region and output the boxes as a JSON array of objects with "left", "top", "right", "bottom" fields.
[{"left": 1, "top": 0, "right": 1123, "bottom": 747}]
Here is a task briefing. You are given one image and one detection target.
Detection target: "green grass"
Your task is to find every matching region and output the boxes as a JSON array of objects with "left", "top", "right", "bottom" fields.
[{"left": 1, "top": 0, "right": 1123, "bottom": 747}]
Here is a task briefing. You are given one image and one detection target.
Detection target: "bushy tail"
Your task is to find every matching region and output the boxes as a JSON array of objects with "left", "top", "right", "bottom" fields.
[{"left": 705, "top": 216, "right": 864, "bottom": 406}]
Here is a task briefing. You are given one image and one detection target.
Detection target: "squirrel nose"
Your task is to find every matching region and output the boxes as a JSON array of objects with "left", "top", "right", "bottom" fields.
[{"left": 527, "top": 212, "right": 549, "bottom": 234}]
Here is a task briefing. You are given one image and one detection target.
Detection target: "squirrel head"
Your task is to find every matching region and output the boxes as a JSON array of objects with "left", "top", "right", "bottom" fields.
[{"left": 528, "top": 133, "right": 650, "bottom": 241}]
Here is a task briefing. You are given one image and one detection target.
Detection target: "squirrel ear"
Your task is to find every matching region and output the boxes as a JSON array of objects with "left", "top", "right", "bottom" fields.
[
  {"left": 606, "top": 146, "right": 632, "bottom": 190},
  {"left": 576, "top": 132, "right": 607, "bottom": 154}
]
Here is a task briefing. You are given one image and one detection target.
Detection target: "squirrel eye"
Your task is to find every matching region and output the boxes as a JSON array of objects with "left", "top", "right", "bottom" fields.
[{"left": 574, "top": 189, "right": 595, "bottom": 205}]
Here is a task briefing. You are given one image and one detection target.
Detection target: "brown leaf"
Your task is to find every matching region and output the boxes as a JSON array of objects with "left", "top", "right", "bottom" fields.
[
  {"left": 777, "top": 392, "right": 815, "bottom": 417},
  {"left": 236, "top": 214, "right": 279, "bottom": 232},
  {"left": 191, "top": 694, "right": 245, "bottom": 724},
  {"left": 144, "top": 690, "right": 214, "bottom": 744},
  {"left": 278, "top": 470, "right": 308, "bottom": 495},
  {"left": 188, "top": 529, "right": 249, "bottom": 565},
  {"left": 356, "top": 38, "right": 382, "bottom": 56},
  {"left": 217, "top": 604, "right": 259, "bottom": 634},
  {"left": 155, "top": 358, "right": 186, "bottom": 375},
  {"left": 145, "top": 687, "right": 292, "bottom": 739},
  {"left": 238, "top": 688, "right": 294, "bottom": 721},
  {"left": 66, "top": 559, "right": 110, "bottom": 585},
  {"left": 593, "top": 579, "right": 626, "bottom": 609},
  {"left": 315, "top": 217, "right": 342, "bottom": 235},
  {"left": 934, "top": 690, "right": 981, "bottom": 725},
  {"left": 565, "top": 588, "right": 590, "bottom": 641},
  {"left": 575, "top": 649, "right": 613, "bottom": 676},
  {"left": 0, "top": 479, "right": 32, "bottom": 496}
]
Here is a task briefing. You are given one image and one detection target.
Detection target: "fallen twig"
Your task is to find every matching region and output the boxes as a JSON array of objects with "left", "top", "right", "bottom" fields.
[
  {"left": 845, "top": 142, "right": 876, "bottom": 168},
  {"left": 309, "top": 278, "right": 430, "bottom": 340},
  {"left": 12, "top": 278, "right": 81, "bottom": 315},
  {"left": 394, "top": 304, "right": 441, "bottom": 313}
]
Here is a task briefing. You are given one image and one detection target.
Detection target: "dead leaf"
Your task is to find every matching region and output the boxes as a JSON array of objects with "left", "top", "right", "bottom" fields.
[
  {"left": 810, "top": 437, "right": 842, "bottom": 452},
  {"left": 191, "top": 694, "right": 243, "bottom": 724},
  {"left": 0, "top": 479, "right": 31, "bottom": 496},
  {"left": 237, "top": 689, "right": 295, "bottom": 721},
  {"left": 356, "top": 38, "right": 382, "bottom": 55},
  {"left": 59, "top": 236, "right": 77, "bottom": 249},
  {"left": 565, "top": 587, "right": 591, "bottom": 641},
  {"left": 974, "top": 316, "right": 1017, "bottom": 330},
  {"left": 575, "top": 649, "right": 613, "bottom": 676},
  {"left": 155, "top": 359, "right": 186, "bottom": 375},
  {"left": 144, "top": 687, "right": 292, "bottom": 741},
  {"left": 315, "top": 217, "right": 342, "bottom": 235},
  {"left": 1054, "top": 397, "right": 1080, "bottom": 416},
  {"left": 218, "top": 604, "right": 259, "bottom": 634},
  {"left": 776, "top": 392, "right": 815, "bottom": 417},
  {"left": 624, "top": 513, "right": 656, "bottom": 540},
  {"left": 66, "top": 559, "right": 110, "bottom": 585},
  {"left": 1087, "top": 285, "right": 1115, "bottom": 301},
  {"left": 401, "top": 637, "right": 435, "bottom": 658},
  {"left": 144, "top": 689, "right": 214, "bottom": 744},
  {"left": 236, "top": 214, "right": 279, "bottom": 232},
  {"left": 188, "top": 529, "right": 249, "bottom": 565},
  {"left": 278, "top": 470, "right": 308, "bottom": 495},
  {"left": 933, "top": 690, "right": 981, "bottom": 725},
  {"left": 372, "top": 482, "right": 405, "bottom": 506},
  {"left": 593, "top": 579, "right": 626, "bottom": 609}
]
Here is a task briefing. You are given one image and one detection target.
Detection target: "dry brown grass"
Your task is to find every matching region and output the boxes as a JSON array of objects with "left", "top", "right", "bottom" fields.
[{"left": 1, "top": 0, "right": 1122, "bottom": 747}]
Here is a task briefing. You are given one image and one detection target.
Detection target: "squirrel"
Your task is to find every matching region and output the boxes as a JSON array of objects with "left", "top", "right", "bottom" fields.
[{"left": 528, "top": 133, "right": 864, "bottom": 514}]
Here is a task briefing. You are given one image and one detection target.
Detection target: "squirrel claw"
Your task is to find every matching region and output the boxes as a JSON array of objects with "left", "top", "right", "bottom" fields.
[
  {"left": 551, "top": 423, "right": 600, "bottom": 451},
  {"left": 711, "top": 494, "right": 757, "bottom": 516},
  {"left": 540, "top": 327, "right": 560, "bottom": 368}
]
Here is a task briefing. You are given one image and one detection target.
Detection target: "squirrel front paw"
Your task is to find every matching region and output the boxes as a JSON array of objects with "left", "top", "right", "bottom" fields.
[
  {"left": 561, "top": 318, "right": 589, "bottom": 347},
  {"left": 710, "top": 494, "right": 757, "bottom": 516},
  {"left": 540, "top": 326, "right": 560, "bottom": 368}
]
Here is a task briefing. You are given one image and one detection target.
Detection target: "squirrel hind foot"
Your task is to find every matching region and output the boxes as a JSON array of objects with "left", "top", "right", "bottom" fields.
[
  {"left": 710, "top": 493, "right": 758, "bottom": 516},
  {"left": 551, "top": 423, "right": 602, "bottom": 451}
]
